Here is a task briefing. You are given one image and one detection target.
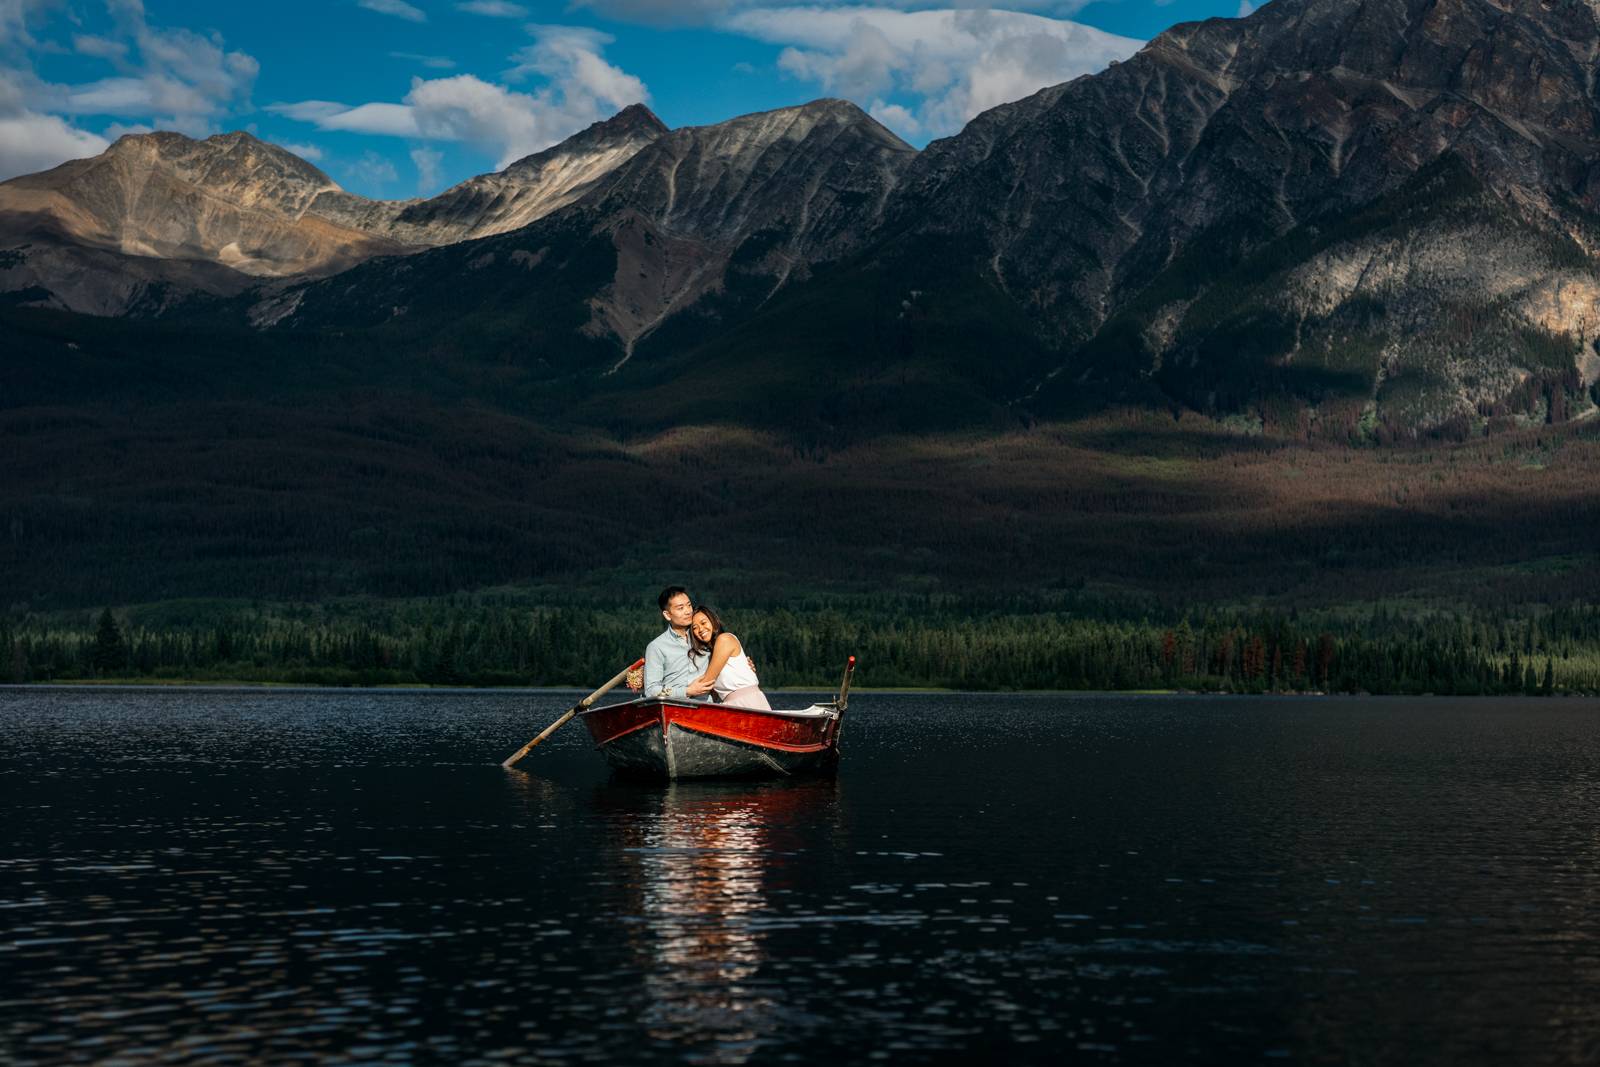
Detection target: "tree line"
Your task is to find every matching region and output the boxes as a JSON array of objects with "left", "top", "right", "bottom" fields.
[{"left": 6, "top": 596, "right": 1600, "bottom": 695}]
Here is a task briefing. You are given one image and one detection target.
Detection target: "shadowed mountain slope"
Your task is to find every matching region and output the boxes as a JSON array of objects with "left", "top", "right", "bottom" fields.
[{"left": 264, "top": 99, "right": 918, "bottom": 371}]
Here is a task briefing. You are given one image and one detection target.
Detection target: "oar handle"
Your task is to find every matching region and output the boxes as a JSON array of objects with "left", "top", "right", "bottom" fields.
[
  {"left": 836, "top": 655, "right": 856, "bottom": 712},
  {"left": 501, "top": 658, "right": 645, "bottom": 769}
]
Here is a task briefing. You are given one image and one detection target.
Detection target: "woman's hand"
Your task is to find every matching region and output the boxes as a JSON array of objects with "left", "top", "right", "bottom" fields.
[{"left": 687, "top": 676, "right": 715, "bottom": 697}]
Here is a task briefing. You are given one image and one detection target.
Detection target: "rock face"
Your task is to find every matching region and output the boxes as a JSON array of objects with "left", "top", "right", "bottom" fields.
[
  {"left": 270, "top": 99, "right": 917, "bottom": 364},
  {"left": 0, "top": 132, "right": 401, "bottom": 290},
  {"left": 879, "top": 0, "right": 1600, "bottom": 432},
  {"left": 577, "top": 98, "right": 914, "bottom": 356},
  {"left": 307, "top": 104, "right": 668, "bottom": 247},
  {"left": 0, "top": 107, "right": 667, "bottom": 314}
]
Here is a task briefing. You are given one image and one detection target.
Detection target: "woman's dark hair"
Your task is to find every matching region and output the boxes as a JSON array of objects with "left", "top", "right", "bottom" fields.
[{"left": 688, "top": 604, "right": 727, "bottom": 662}]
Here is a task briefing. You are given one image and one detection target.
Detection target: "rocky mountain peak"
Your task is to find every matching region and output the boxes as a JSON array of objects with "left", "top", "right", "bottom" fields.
[
  {"left": 87, "top": 128, "right": 340, "bottom": 222},
  {"left": 501, "top": 103, "right": 668, "bottom": 177}
]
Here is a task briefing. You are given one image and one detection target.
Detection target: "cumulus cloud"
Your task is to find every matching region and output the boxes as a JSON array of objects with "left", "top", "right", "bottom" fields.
[
  {"left": 726, "top": 7, "right": 1141, "bottom": 138},
  {"left": 273, "top": 25, "right": 649, "bottom": 169},
  {"left": 0, "top": 3, "right": 257, "bottom": 178},
  {"left": 35, "top": 2, "right": 259, "bottom": 129},
  {"left": 454, "top": 0, "right": 527, "bottom": 15},
  {"left": 358, "top": 0, "right": 427, "bottom": 22},
  {"left": 0, "top": 104, "right": 110, "bottom": 180},
  {"left": 868, "top": 100, "right": 918, "bottom": 137},
  {"left": 504, "top": 26, "right": 648, "bottom": 104}
]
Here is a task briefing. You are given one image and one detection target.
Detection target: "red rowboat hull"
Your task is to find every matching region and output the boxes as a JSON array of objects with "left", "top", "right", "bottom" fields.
[{"left": 579, "top": 697, "right": 842, "bottom": 779}]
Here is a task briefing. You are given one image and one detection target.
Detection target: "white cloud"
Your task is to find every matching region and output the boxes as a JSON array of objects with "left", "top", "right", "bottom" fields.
[
  {"left": 410, "top": 144, "right": 442, "bottom": 192},
  {"left": 30, "top": 5, "right": 258, "bottom": 129},
  {"left": 868, "top": 99, "right": 918, "bottom": 137},
  {"left": 726, "top": 7, "right": 1141, "bottom": 138},
  {"left": 358, "top": 0, "right": 427, "bottom": 21},
  {"left": 277, "top": 140, "right": 325, "bottom": 161},
  {"left": 273, "top": 25, "right": 649, "bottom": 170},
  {"left": 454, "top": 0, "right": 527, "bottom": 15},
  {"left": 0, "top": 108, "right": 110, "bottom": 180},
  {"left": 72, "top": 34, "right": 129, "bottom": 61},
  {"left": 0, "top": 70, "right": 107, "bottom": 180},
  {"left": 0, "top": 0, "right": 260, "bottom": 180},
  {"left": 391, "top": 51, "right": 456, "bottom": 69},
  {"left": 314, "top": 99, "right": 422, "bottom": 137},
  {"left": 0, "top": 0, "right": 53, "bottom": 52},
  {"left": 1237, "top": 0, "right": 1255, "bottom": 15},
  {"left": 504, "top": 26, "right": 648, "bottom": 108}
]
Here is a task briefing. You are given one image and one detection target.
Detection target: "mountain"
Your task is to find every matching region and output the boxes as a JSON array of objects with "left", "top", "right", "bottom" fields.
[
  {"left": 304, "top": 103, "right": 668, "bottom": 247},
  {"left": 11, "top": 0, "right": 1600, "bottom": 613},
  {"left": 868, "top": 0, "right": 1600, "bottom": 434},
  {"left": 0, "top": 131, "right": 383, "bottom": 314},
  {"left": 261, "top": 99, "right": 917, "bottom": 368},
  {"left": 0, "top": 106, "right": 667, "bottom": 315},
  {"left": 7, "top": 0, "right": 1600, "bottom": 439},
  {"left": 235, "top": 0, "right": 1600, "bottom": 438}
]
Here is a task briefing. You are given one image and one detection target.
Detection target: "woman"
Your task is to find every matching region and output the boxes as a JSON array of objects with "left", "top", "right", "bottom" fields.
[{"left": 688, "top": 605, "right": 771, "bottom": 710}]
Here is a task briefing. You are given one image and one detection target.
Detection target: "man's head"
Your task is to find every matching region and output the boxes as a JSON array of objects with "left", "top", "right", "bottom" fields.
[{"left": 658, "top": 585, "right": 693, "bottom": 631}]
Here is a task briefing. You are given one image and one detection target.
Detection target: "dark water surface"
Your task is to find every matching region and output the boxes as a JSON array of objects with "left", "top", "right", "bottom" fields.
[{"left": 3, "top": 690, "right": 1599, "bottom": 1065}]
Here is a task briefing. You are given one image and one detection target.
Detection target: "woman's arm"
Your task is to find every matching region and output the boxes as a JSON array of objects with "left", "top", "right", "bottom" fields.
[{"left": 692, "top": 634, "right": 740, "bottom": 685}]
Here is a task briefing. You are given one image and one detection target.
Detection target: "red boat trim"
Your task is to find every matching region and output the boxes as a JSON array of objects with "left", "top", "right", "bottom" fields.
[{"left": 670, "top": 720, "right": 832, "bottom": 754}]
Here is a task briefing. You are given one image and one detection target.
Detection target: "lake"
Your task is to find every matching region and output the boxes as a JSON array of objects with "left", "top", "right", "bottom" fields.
[{"left": 3, "top": 689, "right": 1598, "bottom": 1065}]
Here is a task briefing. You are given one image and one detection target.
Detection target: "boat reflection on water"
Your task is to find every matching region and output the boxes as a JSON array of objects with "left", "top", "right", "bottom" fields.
[{"left": 592, "top": 778, "right": 842, "bottom": 1064}]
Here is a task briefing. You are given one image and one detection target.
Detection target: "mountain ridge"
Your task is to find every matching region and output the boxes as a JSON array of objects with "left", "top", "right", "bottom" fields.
[{"left": 7, "top": 0, "right": 1600, "bottom": 438}]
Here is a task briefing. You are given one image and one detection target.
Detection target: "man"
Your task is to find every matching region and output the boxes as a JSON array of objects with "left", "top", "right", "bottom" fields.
[{"left": 632, "top": 586, "right": 717, "bottom": 699}]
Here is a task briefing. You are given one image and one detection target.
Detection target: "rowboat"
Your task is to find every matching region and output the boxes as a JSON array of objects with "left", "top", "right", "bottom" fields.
[{"left": 578, "top": 658, "right": 855, "bottom": 779}]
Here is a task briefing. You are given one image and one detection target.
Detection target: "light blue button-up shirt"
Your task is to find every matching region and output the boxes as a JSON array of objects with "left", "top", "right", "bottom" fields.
[{"left": 643, "top": 626, "right": 697, "bottom": 699}]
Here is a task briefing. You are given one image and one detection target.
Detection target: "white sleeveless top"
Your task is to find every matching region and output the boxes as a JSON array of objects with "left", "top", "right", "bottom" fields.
[{"left": 709, "top": 634, "right": 760, "bottom": 700}]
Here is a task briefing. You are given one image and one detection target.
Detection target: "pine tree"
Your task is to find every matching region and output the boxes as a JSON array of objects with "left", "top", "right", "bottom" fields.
[{"left": 92, "top": 609, "right": 127, "bottom": 676}]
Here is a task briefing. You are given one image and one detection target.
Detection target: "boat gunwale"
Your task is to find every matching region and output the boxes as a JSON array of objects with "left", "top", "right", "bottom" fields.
[{"left": 580, "top": 695, "right": 840, "bottom": 722}]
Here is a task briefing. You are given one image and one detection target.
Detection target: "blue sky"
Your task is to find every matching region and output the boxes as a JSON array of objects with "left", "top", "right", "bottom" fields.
[{"left": 1, "top": 0, "right": 1252, "bottom": 196}]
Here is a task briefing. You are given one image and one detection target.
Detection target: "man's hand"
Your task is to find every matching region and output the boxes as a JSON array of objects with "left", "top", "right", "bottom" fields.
[
  {"left": 687, "top": 677, "right": 714, "bottom": 698},
  {"left": 625, "top": 667, "right": 643, "bottom": 691}
]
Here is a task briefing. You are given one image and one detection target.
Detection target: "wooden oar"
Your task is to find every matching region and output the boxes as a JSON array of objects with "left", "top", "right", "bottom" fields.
[
  {"left": 501, "top": 657, "right": 644, "bottom": 769},
  {"left": 836, "top": 655, "right": 856, "bottom": 711}
]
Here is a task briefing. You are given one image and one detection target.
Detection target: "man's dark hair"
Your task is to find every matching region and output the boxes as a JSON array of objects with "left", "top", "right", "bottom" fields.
[{"left": 658, "top": 585, "right": 689, "bottom": 612}]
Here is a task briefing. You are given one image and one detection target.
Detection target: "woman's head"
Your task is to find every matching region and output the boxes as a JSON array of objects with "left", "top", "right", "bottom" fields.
[{"left": 690, "top": 605, "right": 726, "bottom": 658}]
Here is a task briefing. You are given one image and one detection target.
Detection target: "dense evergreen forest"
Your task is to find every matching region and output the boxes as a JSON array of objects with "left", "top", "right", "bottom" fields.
[{"left": 7, "top": 594, "right": 1600, "bottom": 695}]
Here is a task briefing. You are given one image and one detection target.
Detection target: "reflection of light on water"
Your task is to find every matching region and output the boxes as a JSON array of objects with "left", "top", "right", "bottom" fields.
[{"left": 633, "top": 786, "right": 783, "bottom": 1065}]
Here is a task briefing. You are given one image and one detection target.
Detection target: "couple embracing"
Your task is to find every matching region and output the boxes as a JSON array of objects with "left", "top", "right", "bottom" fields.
[{"left": 629, "top": 585, "right": 771, "bottom": 710}]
